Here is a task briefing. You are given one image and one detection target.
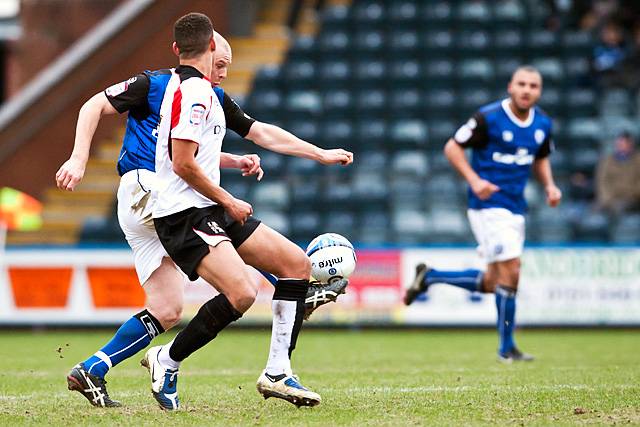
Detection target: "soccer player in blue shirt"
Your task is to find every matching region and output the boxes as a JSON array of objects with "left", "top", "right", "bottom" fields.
[{"left": 404, "top": 66, "right": 562, "bottom": 362}]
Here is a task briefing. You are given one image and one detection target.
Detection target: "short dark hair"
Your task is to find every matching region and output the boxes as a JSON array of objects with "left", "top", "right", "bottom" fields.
[{"left": 174, "top": 13, "right": 214, "bottom": 58}]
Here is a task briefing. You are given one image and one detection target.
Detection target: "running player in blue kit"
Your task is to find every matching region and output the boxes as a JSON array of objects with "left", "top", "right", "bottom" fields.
[{"left": 404, "top": 66, "right": 562, "bottom": 362}]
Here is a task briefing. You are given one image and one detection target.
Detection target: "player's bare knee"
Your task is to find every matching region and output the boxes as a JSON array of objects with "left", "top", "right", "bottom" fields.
[
  {"left": 148, "top": 304, "right": 183, "bottom": 330},
  {"left": 287, "top": 251, "right": 312, "bottom": 279},
  {"left": 227, "top": 288, "right": 256, "bottom": 313}
]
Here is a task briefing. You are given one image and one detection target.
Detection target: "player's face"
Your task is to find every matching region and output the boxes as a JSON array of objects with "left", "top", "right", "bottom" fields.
[
  {"left": 508, "top": 71, "right": 542, "bottom": 111},
  {"left": 211, "top": 50, "right": 232, "bottom": 87}
]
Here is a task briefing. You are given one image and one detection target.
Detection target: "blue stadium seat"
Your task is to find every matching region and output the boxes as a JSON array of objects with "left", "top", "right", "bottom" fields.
[
  {"left": 456, "top": 0, "right": 492, "bottom": 26},
  {"left": 391, "top": 150, "right": 429, "bottom": 178},
  {"left": 424, "top": 59, "right": 455, "bottom": 87},
  {"left": 389, "top": 60, "right": 422, "bottom": 89},
  {"left": 286, "top": 120, "right": 319, "bottom": 144},
  {"left": 354, "top": 29, "right": 386, "bottom": 53},
  {"left": 457, "top": 30, "right": 492, "bottom": 53},
  {"left": 256, "top": 152, "right": 285, "bottom": 178},
  {"left": 421, "top": 30, "right": 454, "bottom": 56},
  {"left": 355, "top": 88, "right": 386, "bottom": 116},
  {"left": 291, "top": 211, "right": 322, "bottom": 242},
  {"left": 600, "top": 89, "right": 633, "bottom": 117},
  {"left": 354, "top": 60, "right": 386, "bottom": 86},
  {"left": 562, "top": 31, "right": 594, "bottom": 56},
  {"left": 283, "top": 60, "right": 316, "bottom": 89},
  {"left": 288, "top": 156, "right": 319, "bottom": 175},
  {"left": 291, "top": 179, "right": 321, "bottom": 208},
  {"left": 358, "top": 210, "right": 390, "bottom": 244},
  {"left": 321, "top": 119, "right": 354, "bottom": 147},
  {"left": 318, "top": 30, "right": 350, "bottom": 55},
  {"left": 563, "top": 56, "right": 590, "bottom": 80},
  {"left": 427, "top": 207, "right": 470, "bottom": 243},
  {"left": 389, "top": 29, "right": 420, "bottom": 56},
  {"left": 574, "top": 210, "right": 610, "bottom": 242},
  {"left": 247, "top": 89, "right": 282, "bottom": 113},
  {"left": 428, "top": 120, "right": 457, "bottom": 145},
  {"left": 389, "top": 88, "right": 423, "bottom": 116},
  {"left": 355, "top": 119, "right": 388, "bottom": 146},
  {"left": 284, "top": 90, "right": 322, "bottom": 117},
  {"left": 320, "top": 5, "right": 349, "bottom": 32},
  {"left": 392, "top": 208, "right": 429, "bottom": 243},
  {"left": 493, "top": 29, "right": 524, "bottom": 54},
  {"left": 566, "top": 88, "right": 597, "bottom": 116},
  {"left": 457, "top": 59, "right": 495, "bottom": 84},
  {"left": 351, "top": 1, "right": 385, "bottom": 26},
  {"left": 526, "top": 30, "right": 558, "bottom": 56},
  {"left": 324, "top": 210, "right": 357, "bottom": 237},
  {"left": 538, "top": 87, "right": 563, "bottom": 116},
  {"left": 492, "top": 0, "right": 526, "bottom": 24},
  {"left": 252, "top": 65, "right": 282, "bottom": 91},
  {"left": 531, "top": 58, "right": 564, "bottom": 82},
  {"left": 252, "top": 182, "right": 289, "bottom": 209},
  {"left": 424, "top": 88, "right": 456, "bottom": 117},
  {"left": 318, "top": 60, "right": 351, "bottom": 89},
  {"left": 352, "top": 171, "right": 389, "bottom": 206},
  {"left": 322, "top": 89, "right": 353, "bottom": 118},
  {"left": 389, "top": 119, "right": 429, "bottom": 148},
  {"left": 494, "top": 58, "right": 524, "bottom": 82},
  {"left": 389, "top": 1, "right": 420, "bottom": 27},
  {"left": 287, "top": 36, "right": 317, "bottom": 62},
  {"left": 460, "top": 88, "right": 492, "bottom": 113},
  {"left": 421, "top": 1, "right": 453, "bottom": 25},
  {"left": 611, "top": 214, "right": 640, "bottom": 244},
  {"left": 256, "top": 210, "right": 290, "bottom": 236}
]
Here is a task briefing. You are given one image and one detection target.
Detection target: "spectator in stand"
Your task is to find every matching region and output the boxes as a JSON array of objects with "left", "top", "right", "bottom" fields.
[
  {"left": 592, "top": 21, "right": 629, "bottom": 83},
  {"left": 596, "top": 131, "right": 640, "bottom": 214}
]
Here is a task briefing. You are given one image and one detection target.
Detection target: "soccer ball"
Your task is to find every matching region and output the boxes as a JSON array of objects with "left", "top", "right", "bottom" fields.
[{"left": 306, "top": 233, "right": 357, "bottom": 283}]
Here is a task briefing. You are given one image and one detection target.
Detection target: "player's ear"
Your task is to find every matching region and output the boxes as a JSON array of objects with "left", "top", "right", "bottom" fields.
[
  {"left": 172, "top": 42, "right": 180, "bottom": 57},
  {"left": 210, "top": 36, "right": 216, "bottom": 52}
]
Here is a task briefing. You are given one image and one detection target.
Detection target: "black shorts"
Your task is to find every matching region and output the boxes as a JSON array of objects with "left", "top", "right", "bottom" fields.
[{"left": 154, "top": 205, "right": 261, "bottom": 281}]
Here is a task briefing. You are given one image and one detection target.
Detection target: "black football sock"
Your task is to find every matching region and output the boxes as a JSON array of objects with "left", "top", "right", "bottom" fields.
[{"left": 168, "top": 294, "right": 242, "bottom": 362}]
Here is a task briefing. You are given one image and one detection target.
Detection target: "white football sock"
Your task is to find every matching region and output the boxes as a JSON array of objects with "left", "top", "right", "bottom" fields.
[
  {"left": 158, "top": 339, "right": 181, "bottom": 370},
  {"left": 265, "top": 300, "right": 297, "bottom": 376}
]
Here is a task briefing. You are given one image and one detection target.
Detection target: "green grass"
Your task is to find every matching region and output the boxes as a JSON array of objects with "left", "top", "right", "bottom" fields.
[{"left": 0, "top": 329, "right": 638, "bottom": 426}]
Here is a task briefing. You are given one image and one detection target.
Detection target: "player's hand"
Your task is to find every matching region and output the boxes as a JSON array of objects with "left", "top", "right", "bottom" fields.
[
  {"left": 224, "top": 197, "right": 253, "bottom": 225},
  {"left": 470, "top": 178, "right": 500, "bottom": 200},
  {"left": 317, "top": 149, "right": 353, "bottom": 166},
  {"left": 545, "top": 184, "right": 562, "bottom": 207},
  {"left": 55, "top": 158, "right": 86, "bottom": 191},
  {"left": 238, "top": 154, "right": 264, "bottom": 181}
]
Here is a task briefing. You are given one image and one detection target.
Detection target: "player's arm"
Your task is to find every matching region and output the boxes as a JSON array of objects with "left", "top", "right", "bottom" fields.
[
  {"left": 172, "top": 141, "right": 253, "bottom": 224},
  {"left": 222, "top": 93, "right": 352, "bottom": 165},
  {"left": 444, "top": 113, "right": 499, "bottom": 200},
  {"left": 56, "top": 73, "right": 150, "bottom": 191},
  {"left": 219, "top": 153, "right": 263, "bottom": 180},
  {"left": 56, "top": 93, "right": 117, "bottom": 191},
  {"left": 532, "top": 135, "right": 561, "bottom": 207}
]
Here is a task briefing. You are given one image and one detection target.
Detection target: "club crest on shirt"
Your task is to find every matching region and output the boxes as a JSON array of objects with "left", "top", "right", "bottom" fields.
[
  {"left": 190, "top": 103, "right": 206, "bottom": 125},
  {"left": 534, "top": 129, "right": 546, "bottom": 144},
  {"left": 502, "top": 130, "right": 514, "bottom": 142}
]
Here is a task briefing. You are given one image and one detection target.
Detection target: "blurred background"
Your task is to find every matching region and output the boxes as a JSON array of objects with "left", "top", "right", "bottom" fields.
[{"left": 0, "top": 0, "right": 639, "bottom": 327}]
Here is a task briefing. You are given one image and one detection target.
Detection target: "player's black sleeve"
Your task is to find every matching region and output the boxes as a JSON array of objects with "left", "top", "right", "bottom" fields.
[
  {"left": 104, "top": 73, "right": 150, "bottom": 114},
  {"left": 535, "top": 129, "right": 554, "bottom": 159},
  {"left": 223, "top": 93, "right": 256, "bottom": 138},
  {"left": 452, "top": 112, "right": 489, "bottom": 149}
]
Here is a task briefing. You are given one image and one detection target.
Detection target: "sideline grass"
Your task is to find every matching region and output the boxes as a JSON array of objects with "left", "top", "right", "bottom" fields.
[{"left": 0, "top": 329, "right": 638, "bottom": 426}]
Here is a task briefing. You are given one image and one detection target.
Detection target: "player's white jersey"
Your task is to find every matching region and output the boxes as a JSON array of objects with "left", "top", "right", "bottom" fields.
[{"left": 153, "top": 65, "right": 226, "bottom": 218}]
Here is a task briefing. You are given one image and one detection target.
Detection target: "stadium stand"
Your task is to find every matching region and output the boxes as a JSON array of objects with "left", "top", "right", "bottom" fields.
[{"left": 6, "top": 0, "right": 640, "bottom": 246}]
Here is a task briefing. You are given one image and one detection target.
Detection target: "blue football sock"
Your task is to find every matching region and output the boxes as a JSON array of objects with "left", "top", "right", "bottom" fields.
[
  {"left": 425, "top": 269, "right": 482, "bottom": 292},
  {"left": 495, "top": 285, "right": 517, "bottom": 355},
  {"left": 82, "top": 310, "right": 164, "bottom": 378}
]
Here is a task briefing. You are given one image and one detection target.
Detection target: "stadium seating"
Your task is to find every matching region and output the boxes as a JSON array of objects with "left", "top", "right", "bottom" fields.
[{"left": 81, "top": 0, "right": 640, "bottom": 245}]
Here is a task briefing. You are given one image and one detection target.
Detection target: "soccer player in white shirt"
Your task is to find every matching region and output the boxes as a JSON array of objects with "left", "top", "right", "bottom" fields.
[{"left": 142, "top": 13, "right": 353, "bottom": 410}]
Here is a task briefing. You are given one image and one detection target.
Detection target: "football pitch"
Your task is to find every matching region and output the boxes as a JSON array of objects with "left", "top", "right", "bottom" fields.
[{"left": 0, "top": 329, "right": 638, "bottom": 426}]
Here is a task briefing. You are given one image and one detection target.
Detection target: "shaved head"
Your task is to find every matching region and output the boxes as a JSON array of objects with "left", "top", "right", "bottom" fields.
[
  {"left": 510, "top": 65, "right": 542, "bottom": 85},
  {"left": 211, "top": 31, "right": 232, "bottom": 86}
]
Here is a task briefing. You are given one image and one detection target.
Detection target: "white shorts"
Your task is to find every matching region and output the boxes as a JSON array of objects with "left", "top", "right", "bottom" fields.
[
  {"left": 467, "top": 208, "right": 525, "bottom": 263},
  {"left": 117, "top": 169, "right": 169, "bottom": 284}
]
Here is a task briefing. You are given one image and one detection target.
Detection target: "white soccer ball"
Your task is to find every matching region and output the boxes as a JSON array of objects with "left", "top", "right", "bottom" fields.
[{"left": 306, "top": 233, "right": 357, "bottom": 283}]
